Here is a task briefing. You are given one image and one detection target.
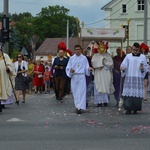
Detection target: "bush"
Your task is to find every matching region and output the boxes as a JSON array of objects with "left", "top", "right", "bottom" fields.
[{"left": 11, "top": 49, "right": 20, "bottom": 59}]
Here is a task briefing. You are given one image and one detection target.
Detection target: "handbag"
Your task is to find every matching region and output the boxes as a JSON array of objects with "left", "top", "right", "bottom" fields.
[
  {"left": 22, "top": 61, "right": 32, "bottom": 84},
  {"left": 38, "top": 74, "right": 43, "bottom": 78},
  {"left": 23, "top": 76, "right": 32, "bottom": 84}
]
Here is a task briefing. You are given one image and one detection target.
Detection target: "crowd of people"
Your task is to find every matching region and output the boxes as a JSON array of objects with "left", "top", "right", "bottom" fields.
[{"left": 0, "top": 41, "right": 149, "bottom": 115}]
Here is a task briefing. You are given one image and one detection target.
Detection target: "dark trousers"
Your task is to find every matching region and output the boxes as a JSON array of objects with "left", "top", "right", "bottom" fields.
[
  {"left": 124, "top": 96, "right": 142, "bottom": 111},
  {"left": 54, "top": 77, "right": 66, "bottom": 99},
  {"left": 64, "top": 77, "right": 71, "bottom": 95},
  {"left": 0, "top": 101, "right": 2, "bottom": 112}
]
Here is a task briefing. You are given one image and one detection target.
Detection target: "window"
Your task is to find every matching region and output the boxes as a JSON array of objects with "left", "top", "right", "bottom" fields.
[
  {"left": 122, "top": 4, "right": 127, "bottom": 13},
  {"left": 137, "top": 0, "right": 144, "bottom": 11}
]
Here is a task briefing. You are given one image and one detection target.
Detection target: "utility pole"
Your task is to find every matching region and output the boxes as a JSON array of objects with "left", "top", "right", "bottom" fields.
[
  {"left": 31, "top": 35, "right": 38, "bottom": 60},
  {"left": 81, "top": 21, "right": 84, "bottom": 49},
  {"left": 76, "top": 17, "right": 80, "bottom": 45},
  {"left": 3, "top": 0, "right": 9, "bottom": 54},
  {"left": 144, "top": 0, "right": 148, "bottom": 44},
  {"left": 66, "top": 19, "right": 69, "bottom": 49}
]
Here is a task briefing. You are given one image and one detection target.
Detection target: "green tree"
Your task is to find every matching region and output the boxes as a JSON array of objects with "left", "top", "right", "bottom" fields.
[
  {"left": 11, "top": 49, "right": 20, "bottom": 59},
  {"left": 11, "top": 12, "right": 33, "bottom": 22},
  {"left": 10, "top": 29, "right": 21, "bottom": 50},
  {"left": 8, "top": 5, "right": 77, "bottom": 57},
  {"left": 33, "top": 5, "right": 77, "bottom": 40},
  {"left": 10, "top": 12, "right": 34, "bottom": 54}
]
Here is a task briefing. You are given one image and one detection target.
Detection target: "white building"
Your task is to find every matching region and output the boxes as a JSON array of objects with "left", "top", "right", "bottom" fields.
[{"left": 101, "top": 0, "right": 150, "bottom": 54}]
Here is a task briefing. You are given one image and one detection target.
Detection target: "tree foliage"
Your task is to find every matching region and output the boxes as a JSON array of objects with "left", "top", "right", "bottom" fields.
[
  {"left": 33, "top": 5, "right": 77, "bottom": 40},
  {"left": 1, "top": 5, "right": 77, "bottom": 57},
  {"left": 10, "top": 49, "right": 20, "bottom": 59}
]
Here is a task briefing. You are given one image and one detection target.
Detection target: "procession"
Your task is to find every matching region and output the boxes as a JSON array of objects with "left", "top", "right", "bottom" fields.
[
  {"left": 0, "top": 40, "right": 150, "bottom": 116},
  {"left": 0, "top": 0, "right": 150, "bottom": 149}
]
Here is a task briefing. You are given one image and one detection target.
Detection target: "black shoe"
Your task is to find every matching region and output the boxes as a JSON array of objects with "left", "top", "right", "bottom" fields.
[
  {"left": 125, "top": 110, "right": 131, "bottom": 115},
  {"left": 97, "top": 103, "right": 102, "bottom": 107},
  {"left": 86, "top": 102, "right": 88, "bottom": 108},
  {"left": 76, "top": 109, "right": 82, "bottom": 114},
  {"left": 59, "top": 100, "right": 63, "bottom": 103},
  {"left": 15, "top": 101, "right": 19, "bottom": 106},
  {"left": 133, "top": 110, "right": 137, "bottom": 114},
  {"left": 1, "top": 105, "right": 5, "bottom": 109},
  {"left": 103, "top": 103, "right": 108, "bottom": 107},
  {"left": 58, "top": 98, "right": 63, "bottom": 101},
  {"left": 116, "top": 102, "right": 119, "bottom": 107}
]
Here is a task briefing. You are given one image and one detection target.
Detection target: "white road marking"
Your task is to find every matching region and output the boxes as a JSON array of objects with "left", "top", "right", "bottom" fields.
[{"left": 6, "top": 118, "right": 24, "bottom": 122}]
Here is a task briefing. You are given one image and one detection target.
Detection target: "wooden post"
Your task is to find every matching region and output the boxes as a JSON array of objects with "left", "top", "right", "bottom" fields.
[{"left": 127, "top": 18, "right": 130, "bottom": 48}]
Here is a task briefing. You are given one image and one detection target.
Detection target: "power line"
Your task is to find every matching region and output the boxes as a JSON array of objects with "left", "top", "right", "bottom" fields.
[
  {"left": 100, "top": 0, "right": 137, "bottom": 28},
  {"left": 83, "top": 0, "right": 132, "bottom": 26},
  {"left": 84, "top": 0, "right": 137, "bottom": 30}
]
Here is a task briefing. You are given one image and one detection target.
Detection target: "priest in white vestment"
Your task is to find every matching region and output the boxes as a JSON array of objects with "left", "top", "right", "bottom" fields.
[
  {"left": 0, "top": 49, "right": 16, "bottom": 112},
  {"left": 91, "top": 41, "right": 114, "bottom": 107},
  {"left": 121, "top": 42, "right": 148, "bottom": 115},
  {"left": 66, "top": 44, "right": 91, "bottom": 114}
]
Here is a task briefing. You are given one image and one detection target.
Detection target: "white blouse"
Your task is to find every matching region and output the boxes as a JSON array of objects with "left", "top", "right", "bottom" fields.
[{"left": 14, "top": 60, "right": 28, "bottom": 77}]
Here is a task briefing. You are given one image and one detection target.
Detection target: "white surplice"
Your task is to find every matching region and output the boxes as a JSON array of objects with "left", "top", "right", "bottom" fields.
[
  {"left": 66, "top": 54, "right": 90, "bottom": 110},
  {"left": 121, "top": 53, "right": 148, "bottom": 98}
]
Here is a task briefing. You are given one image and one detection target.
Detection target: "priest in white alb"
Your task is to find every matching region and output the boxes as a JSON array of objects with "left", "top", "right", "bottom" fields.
[
  {"left": 91, "top": 41, "right": 114, "bottom": 107},
  {"left": 0, "top": 47, "right": 16, "bottom": 112},
  {"left": 66, "top": 44, "right": 92, "bottom": 114}
]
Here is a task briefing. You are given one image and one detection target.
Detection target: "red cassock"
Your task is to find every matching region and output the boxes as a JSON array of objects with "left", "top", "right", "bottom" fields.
[{"left": 33, "top": 64, "right": 45, "bottom": 86}]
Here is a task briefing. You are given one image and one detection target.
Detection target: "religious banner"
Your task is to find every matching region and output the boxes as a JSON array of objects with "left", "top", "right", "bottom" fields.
[{"left": 81, "top": 28, "right": 126, "bottom": 42}]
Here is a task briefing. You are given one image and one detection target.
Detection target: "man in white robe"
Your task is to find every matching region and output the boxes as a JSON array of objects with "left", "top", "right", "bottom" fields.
[
  {"left": 0, "top": 48, "right": 15, "bottom": 112},
  {"left": 66, "top": 44, "right": 92, "bottom": 114},
  {"left": 121, "top": 42, "right": 148, "bottom": 115},
  {"left": 91, "top": 42, "right": 114, "bottom": 107}
]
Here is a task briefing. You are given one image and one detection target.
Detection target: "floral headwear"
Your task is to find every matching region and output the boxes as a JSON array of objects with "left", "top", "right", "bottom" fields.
[{"left": 140, "top": 43, "right": 149, "bottom": 53}]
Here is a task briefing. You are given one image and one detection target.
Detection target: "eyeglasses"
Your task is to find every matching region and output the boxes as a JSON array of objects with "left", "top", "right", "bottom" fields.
[
  {"left": 18, "top": 56, "right": 22, "bottom": 58},
  {"left": 132, "top": 48, "right": 139, "bottom": 51}
]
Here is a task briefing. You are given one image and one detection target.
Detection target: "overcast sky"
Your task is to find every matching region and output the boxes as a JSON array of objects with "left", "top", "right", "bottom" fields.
[{"left": 0, "top": 0, "right": 111, "bottom": 27}]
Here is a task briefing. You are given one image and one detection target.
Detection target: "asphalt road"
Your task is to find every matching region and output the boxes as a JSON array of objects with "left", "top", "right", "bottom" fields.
[{"left": 0, "top": 92, "right": 150, "bottom": 150}]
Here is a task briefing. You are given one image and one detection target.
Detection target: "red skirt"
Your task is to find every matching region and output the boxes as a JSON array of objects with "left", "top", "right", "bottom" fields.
[{"left": 33, "top": 74, "right": 44, "bottom": 86}]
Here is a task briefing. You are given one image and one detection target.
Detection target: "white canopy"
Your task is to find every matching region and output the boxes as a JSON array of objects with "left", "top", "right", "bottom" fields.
[{"left": 81, "top": 28, "right": 126, "bottom": 42}]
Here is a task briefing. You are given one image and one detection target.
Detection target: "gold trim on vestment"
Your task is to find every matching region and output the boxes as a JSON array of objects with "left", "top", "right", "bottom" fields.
[
  {"left": 0, "top": 71, "right": 2, "bottom": 97},
  {"left": 0, "top": 55, "right": 3, "bottom": 97},
  {"left": 0, "top": 55, "right": 3, "bottom": 60}
]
